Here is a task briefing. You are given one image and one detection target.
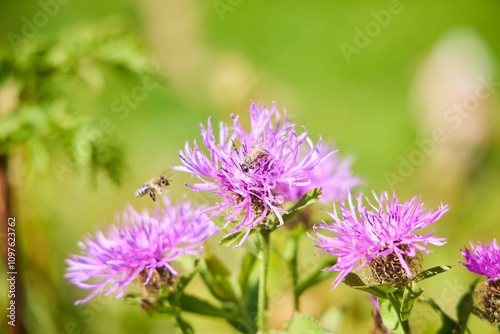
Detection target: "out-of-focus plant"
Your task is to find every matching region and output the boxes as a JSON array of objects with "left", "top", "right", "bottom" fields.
[
  {"left": 0, "top": 22, "right": 154, "bottom": 185},
  {"left": 0, "top": 21, "right": 159, "bottom": 333}
]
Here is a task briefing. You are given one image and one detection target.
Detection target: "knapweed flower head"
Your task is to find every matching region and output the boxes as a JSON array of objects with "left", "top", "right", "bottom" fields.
[
  {"left": 460, "top": 239, "right": 500, "bottom": 281},
  {"left": 460, "top": 240, "right": 500, "bottom": 324},
  {"left": 65, "top": 197, "right": 217, "bottom": 304},
  {"left": 176, "top": 102, "right": 325, "bottom": 246},
  {"left": 279, "top": 143, "right": 362, "bottom": 203},
  {"left": 311, "top": 191, "right": 448, "bottom": 288}
]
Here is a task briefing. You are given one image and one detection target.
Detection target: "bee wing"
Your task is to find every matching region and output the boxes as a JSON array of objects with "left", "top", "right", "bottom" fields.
[{"left": 160, "top": 168, "right": 175, "bottom": 180}]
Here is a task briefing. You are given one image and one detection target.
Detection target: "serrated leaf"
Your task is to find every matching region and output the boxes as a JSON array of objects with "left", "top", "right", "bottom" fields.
[
  {"left": 343, "top": 273, "right": 397, "bottom": 299},
  {"left": 285, "top": 312, "right": 323, "bottom": 334},
  {"left": 296, "top": 258, "right": 336, "bottom": 296},
  {"left": 456, "top": 280, "right": 476, "bottom": 334},
  {"left": 399, "top": 282, "right": 423, "bottom": 321},
  {"left": 179, "top": 294, "right": 236, "bottom": 319},
  {"left": 199, "top": 253, "right": 237, "bottom": 302},
  {"left": 267, "top": 188, "right": 322, "bottom": 227},
  {"left": 419, "top": 297, "right": 458, "bottom": 334},
  {"left": 415, "top": 265, "right": 452, "bottom": 282}
]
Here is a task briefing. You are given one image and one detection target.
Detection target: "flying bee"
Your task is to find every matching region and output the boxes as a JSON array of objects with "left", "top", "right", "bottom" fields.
[
  {"left": 135, "top": 173, "right": 171, "bottom": 202},
  {"left": 241, "top": 148, "right": 270, "bottom": 172}
]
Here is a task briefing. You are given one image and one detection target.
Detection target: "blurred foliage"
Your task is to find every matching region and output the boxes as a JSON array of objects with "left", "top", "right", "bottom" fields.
[{"left": 0, "top": 21, "right": 151, "bottom": 184}]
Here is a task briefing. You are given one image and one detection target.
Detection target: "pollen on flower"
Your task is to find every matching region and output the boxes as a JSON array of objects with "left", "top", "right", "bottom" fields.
[
  {"left": 65, "top": 197, "right": 217, "bottom": 304},
  {"left": 459, "top": 239, "right": 500, "bottom": 324},
  {"left": 364, "top": 244, "right": 423, "bottom": 288},
  {"left": 474, "top": 280, "right": 500, "bottom": 324},
  {"left": 176, "top": 102, "right": 326, "bottom": 246},
  {"left": 310, "top": 191, "right": 448, "bottom": 289},
  {"left": 138, "top": 267, "right": 176, "bottom": 297}
]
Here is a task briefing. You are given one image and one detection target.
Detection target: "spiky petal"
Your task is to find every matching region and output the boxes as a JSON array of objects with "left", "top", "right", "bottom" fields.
[
  {"left": 460, "top": 239, "right": 500, "bottom": 281},
  {"left": 310, "top": 191, "right": 448, "bottom": 288},
  {"left": 65, "top": 197, "right": 217, "bottom": 304},
  {"left": 176, "top": 102, "right": 324, "bottom": 245}
]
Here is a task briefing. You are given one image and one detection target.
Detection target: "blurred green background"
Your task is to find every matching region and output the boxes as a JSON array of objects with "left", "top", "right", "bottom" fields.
[{"left": 1, "top": 0, "right": 499, "bottom": 333}]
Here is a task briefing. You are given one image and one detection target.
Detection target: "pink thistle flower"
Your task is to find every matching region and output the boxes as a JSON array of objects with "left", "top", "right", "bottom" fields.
[
  {"left": 460, "top": 239, "right": 500, "bottom": 281},
  {"left": 310, "top": 191, "right": 448, "bottom": 288},
  {"left": 279, "top": 143, "right": 362, "bottom": 203},
  {"left": 176, "top": 102, "right": 325, "bottom": 246},
  {"left": 65, "top": 197, "right": 217, "bottom": 304}
]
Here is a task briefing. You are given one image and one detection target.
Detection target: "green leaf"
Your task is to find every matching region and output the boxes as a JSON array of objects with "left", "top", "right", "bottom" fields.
[
  {"left": 219, "top": 230, "right": 252, "bottom": 248},
  {"left": 399, "top": 282, "right": 423, "bottom": 321},
  {"left": 295, "top": 257, "right": 336, "bottom": 296},
  {"left": 199, "top": 253, "right": 237, "bottom": 302},
  {"left": 244, "top": 280, "right": 259, "bottom": 331},
  {"left": 285, "top": 312, "right": 323, "bottom": 334},
  {"left": 378, "top": 298, "right": 399, "bottom": 331},
  {"left": 283, "top": 225, "right": 304, "bottom": 261},
  {"left": 267, "top": 188, "right": 322, "bottom": 228},
  {"left": 343, "top": 273, "right": 397, "bottom": 299},
  {"left": 456, "top": 280, "right": 476, "bottom": 334},
  {"left": 419, "top": 297, "right": 458, "bottom": 334},
  {"left": 89, "top": 136, "right": 126, "bottom": 186},
  {"left": 179, "top": 294, "right": 236, "bottom": 319},
  {"left": 239, "top": 252, "right": 257, "bottom": 293},
  {"left": 378, "top": 298, "right": 408, "bottom": 334},
  {"left": 415, "top": 265, "right": 452, "bottom": 282},
  {"left": 343, "top": 272, "right": 366, "bottom": 287},
  {"left": 215, "top": 220, "right": 258, "bottom": 255}
]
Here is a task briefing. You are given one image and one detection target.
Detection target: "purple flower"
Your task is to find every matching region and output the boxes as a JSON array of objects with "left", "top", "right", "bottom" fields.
[
  {"left": 460, "top": 240, "right": 500, "bottom": 281},
  {"left": 65, "top": 197, "right": 217, "bottom": 304},
  {"left": 310, "top": 191, "right": 448, "bottom": 288},
  {"left": 279, "top": 143, "right": 362, "bottom": 203},
  {"left": 176, "top": 102, "right": 324, "bottom": 245}
]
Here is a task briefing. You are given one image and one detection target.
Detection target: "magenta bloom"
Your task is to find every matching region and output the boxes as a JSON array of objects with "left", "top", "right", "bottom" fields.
[
  {"left": 279, "top": 143, "right": 362, "bottom": 203},
  {"left": 176, "top": 102, "right": 324, "bottom": 245},
  {"left": 65, "top": 197, "right": 217, "bottom": 304},
  {"left": 311, "top": 191, "right": 448, "bottom": 288},
  {"left": 460, "top": 240, "right": 500, "bottom": 281}
]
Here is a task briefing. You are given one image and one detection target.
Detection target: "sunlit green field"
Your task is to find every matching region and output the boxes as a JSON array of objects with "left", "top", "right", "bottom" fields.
[{"left": 1, "top": 1, "right": 499, "bottom": 333}]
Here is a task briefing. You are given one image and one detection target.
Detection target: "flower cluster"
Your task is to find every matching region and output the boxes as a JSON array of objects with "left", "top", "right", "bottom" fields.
[
  {"left": 176, "top": 103, "right": 327, "bottom": 245},
  {"left": 65, "top": 197, "right": 217, "bottom": 304},
  {"left": 311, "top": 191, "right": 448, "bottom": 288}
]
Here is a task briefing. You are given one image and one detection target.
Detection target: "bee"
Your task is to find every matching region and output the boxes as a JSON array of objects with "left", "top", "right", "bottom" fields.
[
  {"left": 135, "top": 175, "right": 171, "bottom": 202},
  {"left": 241, "top": 148, "right": 270, "bottom": 172}
]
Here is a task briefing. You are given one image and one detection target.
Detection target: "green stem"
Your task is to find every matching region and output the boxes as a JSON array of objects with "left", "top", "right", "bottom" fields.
[
  {"left": 174, "top": 313, "right": 193, "bottom": 334},
  {"left": 291, "top": 244, "right": 299, "bottom": 311},
  {"left": 257, "top": 228, "right": 270, "bottom": 333},
  {"left": 401, "top": 318, "right": 410, "bottom": 333},
  {"left": 286, "top": 226, "right": 303, "bottom": 311}
]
